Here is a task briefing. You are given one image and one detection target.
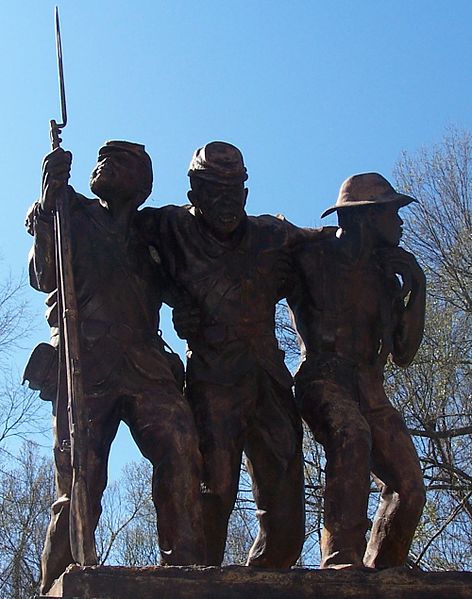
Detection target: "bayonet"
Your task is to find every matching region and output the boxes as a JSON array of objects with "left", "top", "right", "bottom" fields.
[{"left": 50, "top": 6, "right": 68, "bottom": 150}]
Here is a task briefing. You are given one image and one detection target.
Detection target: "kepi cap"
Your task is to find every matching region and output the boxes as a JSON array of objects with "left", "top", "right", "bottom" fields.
[
  {"left": 98, "top": 140, "right": 153, "bottom": 194},
  {"left": 188, "top": 141, "right": 248, "bottom": 185}
]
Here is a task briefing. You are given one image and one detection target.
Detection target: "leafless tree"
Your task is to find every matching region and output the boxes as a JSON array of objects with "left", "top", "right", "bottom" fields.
[
  {"left": 0, "top": 266, "right": 52, "bottom": 596},
  {"left": 390, "top": 127, "right": 472, "bottom": 570},
  {"left": 0, "top": 271, "right": 31, "bottom": 363},
  {"left": 0, "top": 442, "right": 54, "bottom": 599},
  {"left": 96, "top": 460, "right": 159, "bottom": 566},
  {"left": 0, "top": 268, "right": 46, "bottom": 454},
  {"left": 224, "top": 469, "right": 257, "bottom": 565},
  {"left": 394, "top": 127, "right": 472, "bottom": 317}
]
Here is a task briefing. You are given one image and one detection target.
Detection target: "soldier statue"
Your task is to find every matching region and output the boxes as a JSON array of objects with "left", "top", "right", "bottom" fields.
[
  {"left": 288, "top": 173, "right": 426, "bottom": 569},
  {"left": 137, "top": 141, "right": 312, "bottom": 568},
  {"left": 24, "top": 142, "right": 205, "bottom": 595}
]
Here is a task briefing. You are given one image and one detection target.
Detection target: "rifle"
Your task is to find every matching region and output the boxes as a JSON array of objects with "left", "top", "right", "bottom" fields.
[{"left": 50, "top": 6, "right": 97, "bottom": 565}]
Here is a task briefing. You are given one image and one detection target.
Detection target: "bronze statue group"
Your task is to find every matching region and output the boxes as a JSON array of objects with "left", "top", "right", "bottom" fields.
[{"left": 24, "top": 140, "right": 426, "bottom": 595}]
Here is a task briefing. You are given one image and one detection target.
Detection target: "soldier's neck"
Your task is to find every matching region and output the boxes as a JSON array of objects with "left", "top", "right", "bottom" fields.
[
  {"left": 99, "top": 197, "right": 134, "bottom": 231},
  {"left": 337, "top": 227, "right": 375, "bottom": 265}
]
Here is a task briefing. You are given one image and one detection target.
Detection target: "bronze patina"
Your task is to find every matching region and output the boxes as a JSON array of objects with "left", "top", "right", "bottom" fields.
[
  {"left": 25, "top": 142, "right": 205, "bottom": 594},
  {"left": 289, "top": 173, "right": 426, "bottom": 569}
]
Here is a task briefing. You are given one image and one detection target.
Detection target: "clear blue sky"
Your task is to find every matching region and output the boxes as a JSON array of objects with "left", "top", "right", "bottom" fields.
[{"left": 2, "top": 1, "right": 472, "bottom": 470}]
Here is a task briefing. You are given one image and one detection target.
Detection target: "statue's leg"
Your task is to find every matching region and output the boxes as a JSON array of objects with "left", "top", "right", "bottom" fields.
[
  {"left": 40, "top": 411, "right": 74, "bottom": 596},
  {"left": 40, "top": 391, "right": 120, "bottom": 595},
  {"left": 124, "top": 381, "right": 206, "bottom": 565},
  {"left": 244, "top": 374, "right": 305, "bottom": 569},
  {"left": 297, "top": 378, "right": 372, "bottom": 569},
  {"left": 360, "top": 369, "right": 425, "bottom": 568},
  {"left": 185, "top": 378, "right": 248, "bottom": 565},
  {"left": 84, "top": 397, "right": 122, "bottom": 531}
]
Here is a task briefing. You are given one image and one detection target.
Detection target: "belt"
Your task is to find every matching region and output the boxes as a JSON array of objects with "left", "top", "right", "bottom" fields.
[
  {"left": 202, "top": 320, "right": 274, "bottom": 344},
  {"left": 80, "top": 319, "right": 153, "bottom": 345}
]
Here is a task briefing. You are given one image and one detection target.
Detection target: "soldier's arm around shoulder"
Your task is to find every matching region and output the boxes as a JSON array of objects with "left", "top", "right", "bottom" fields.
[
  {"left": 135, "top": 204, "right": 190, "bottom": 247},
  {"left": 134, "top": 205, "right": 185, "bottom": 306},
  {"left": 272, "top": 213, "right": 336, "bottom": 247},
  {"left": 134, "top": 206, "right": 161, "bottom": 246}
]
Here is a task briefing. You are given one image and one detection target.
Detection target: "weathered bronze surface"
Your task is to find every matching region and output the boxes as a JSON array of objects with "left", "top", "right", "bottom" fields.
[
  {"left": 289, "top": 173, "right": 426, "bottom": 569},
  {"left": 25, "top": 133, "right": 432, "bottom": 590},
  {"left": 137, "top": 142, "right": 314, "bottom": 568},
  {"left": 24, "top": 143, "right": 205, "bottom": 595},
  {"left": 46, "top": 565, "right": 472, "bottom": 599}
]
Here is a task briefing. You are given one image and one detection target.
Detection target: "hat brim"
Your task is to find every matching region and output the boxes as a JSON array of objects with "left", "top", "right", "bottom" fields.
[
  {"left": 320, "top": 193, "right": 417, "bottom": 219},
  {"left": 188, "top": 169, "right": 248, "bottom": 186}
]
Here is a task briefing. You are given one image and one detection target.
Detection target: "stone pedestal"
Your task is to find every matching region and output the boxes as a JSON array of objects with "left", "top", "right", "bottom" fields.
[{"left": 44, "top": 564, "right": 472, "bottom": 599}]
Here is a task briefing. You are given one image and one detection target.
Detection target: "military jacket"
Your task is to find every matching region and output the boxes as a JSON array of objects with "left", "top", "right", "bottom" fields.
[
  {"left": 138, "top": 205, "right": 313, "bottom": 388},
  {"left": 27, "top": 188, "right": 175, "bottom": 396},
  {"left": 289, "top": 229, "right": 405, "bottom": 375}
]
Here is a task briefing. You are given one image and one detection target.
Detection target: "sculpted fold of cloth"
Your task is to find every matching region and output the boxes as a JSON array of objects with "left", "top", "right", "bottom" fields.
[
  {"left": 137, "top": 141, "right": 329, "bottom": 567},
  {"left": 289, "top": 173, "right": 426, "bottom": 569},
  {"left": 24, "top": 142, "right": 205, "bottom": 595}
]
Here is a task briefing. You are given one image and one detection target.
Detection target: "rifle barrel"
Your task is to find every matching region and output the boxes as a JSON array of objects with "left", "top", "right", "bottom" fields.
[
  {"left": 50, "top": 6, "right": 97, "bottom": 565},
  {"left": 55, "top": 6, "right": 67, "bottom": 129}
]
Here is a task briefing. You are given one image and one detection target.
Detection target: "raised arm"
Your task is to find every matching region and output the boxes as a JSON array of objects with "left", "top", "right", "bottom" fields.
[{"left": 26, "top": 148, "right": 72, "bottom": 292}]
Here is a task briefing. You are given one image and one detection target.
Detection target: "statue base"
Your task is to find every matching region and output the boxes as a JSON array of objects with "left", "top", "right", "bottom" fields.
[{"left": 43, "top": 564, "right": 472, "bottom": 598}]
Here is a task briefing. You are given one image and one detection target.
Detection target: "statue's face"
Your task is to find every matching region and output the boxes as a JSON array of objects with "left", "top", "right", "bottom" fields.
[
  {"left": 370, "top": 204, "right": 404, "bottom": 247},
  {"left": 192, "top": 180, "right": 248, "bottom": 239},
  {"left": 90, "top": 149, "right": 147, "bottom": 203}
]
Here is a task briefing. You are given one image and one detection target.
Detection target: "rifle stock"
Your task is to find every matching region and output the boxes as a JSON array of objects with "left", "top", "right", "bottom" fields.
[{"left": 54, "top": 188, "right": 97, "bottom": 565}]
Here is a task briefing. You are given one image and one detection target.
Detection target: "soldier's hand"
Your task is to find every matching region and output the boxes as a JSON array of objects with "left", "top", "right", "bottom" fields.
[
  {"left": 40, "top": 148, "right": 72, "bottom": 213},
  {"left": 172, "top": 302, "right": 201, "bottom": 340},
  {"left": 376, "top": 247, "right": 425, "bottom": 298},
  {"left": 274, "top": 252, "right": 296, "bottom": 296}
]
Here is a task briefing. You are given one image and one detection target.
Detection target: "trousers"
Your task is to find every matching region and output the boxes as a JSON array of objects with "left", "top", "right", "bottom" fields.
[
  {"left": 187, "top": 367, "right": 305, "bottom": 568},
  {"left": 40, "top": 378, "right": 204, "bottom": 595},
  {"left": 296, "top": 362, "right": 425, "bottom": 569}
]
